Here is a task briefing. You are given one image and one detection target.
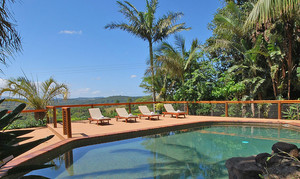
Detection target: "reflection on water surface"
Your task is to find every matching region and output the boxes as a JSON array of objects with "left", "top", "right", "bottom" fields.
[{"left": 26, "top": 125, "right": 300, "bottom": 179}]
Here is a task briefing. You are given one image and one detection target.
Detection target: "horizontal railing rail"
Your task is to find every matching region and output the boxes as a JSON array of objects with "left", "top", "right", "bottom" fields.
[
  {"left": 7, "top": 109, "right": 47, "bottom": 113},
  {"left": 47, "top": 100, "right": 300, "bottom": 109},
  {"left": 5, "top": 100, "right": 298, "bottom": 114},
  {"left": 46, "top": 100, "right": 300, "bottom": 124}
]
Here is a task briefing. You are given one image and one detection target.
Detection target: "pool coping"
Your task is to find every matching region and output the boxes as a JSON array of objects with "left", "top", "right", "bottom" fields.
[{"left": 1, "top": 117, "right": 300, "bottom": 177}]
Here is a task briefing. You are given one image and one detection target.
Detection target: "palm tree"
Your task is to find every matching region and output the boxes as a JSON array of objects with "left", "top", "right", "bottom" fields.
[
  {"left": 0, "top": 0, "right": 22, "bottom": 66},
  {"left": 0, "top": 76, "right": 69, "bottom": 120},
  {"left": 140, "top": 62, "right": 171, "bottom": 101},
  {"left": 105, "top": 0, "right": 190, "bottom": 106},
  {"left": 208, "top": 3, "right": 267, "bottom": 116},
  {"left": 156, "top": 35, "right": 201, "bottom": 83},
  {"left": 228, "top": 37, "right": 266, "bottom": 116},
  {"left": 244, "top": 0, "right": 300, "bottom": 99}
]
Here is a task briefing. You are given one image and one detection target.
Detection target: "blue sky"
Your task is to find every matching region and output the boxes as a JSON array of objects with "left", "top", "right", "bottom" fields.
[{"left": 0, "top": 0, "right": 222, "bottom": 98}]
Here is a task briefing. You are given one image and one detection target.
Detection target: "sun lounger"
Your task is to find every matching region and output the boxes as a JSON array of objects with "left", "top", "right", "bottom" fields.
[
  {"left": 88, "top": 108, "right": 111, "bottom": 125},
  {"left": 138, "top": 106, "right": 161, "bottom": 120},
  {"left": 163, "top": 104, "right": 187, "bottom": 118},
  {"left": 115, "top": 108, "right": 138, "bottom": 123}
]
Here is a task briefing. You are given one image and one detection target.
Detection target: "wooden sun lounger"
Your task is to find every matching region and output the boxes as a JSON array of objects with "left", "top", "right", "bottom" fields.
[
  {"left": 162, "top": 111, "right": 186, "bottom": 118},
  {"left": 115, "top": 108, "right": 138, "bottom": 123},
  {"left": 88, "top": 108, "right": 111, "bottom": 125},
  {"left": 163, "top": 104, "right": 187, "bottom": 118},
  {"left": 138, "top": 106, "right": 161, "bottom": 120}
]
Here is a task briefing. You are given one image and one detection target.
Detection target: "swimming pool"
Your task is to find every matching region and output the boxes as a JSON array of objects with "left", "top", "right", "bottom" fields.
[{"left": 26, "top": 124, "right": 300, "bottom": 178}]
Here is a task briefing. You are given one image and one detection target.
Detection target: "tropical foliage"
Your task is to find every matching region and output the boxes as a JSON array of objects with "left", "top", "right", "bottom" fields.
[
  {"left": 0, "top": 76, "right": 69, "bottom": 109},
  {"left": 0, "top": 76, "right": 69, "bottom": 120},
  {"left": 244, "top": 0, "right": 300, "bottom": 99},
  {"left": 137, "top": 0, "right": 300, "bottom": 106},
  {"left": 0, "top": 0, "right": 22, "bottom": 66},
  {"left": 105, "top": 0, "right": 190, "bottom": 104}
]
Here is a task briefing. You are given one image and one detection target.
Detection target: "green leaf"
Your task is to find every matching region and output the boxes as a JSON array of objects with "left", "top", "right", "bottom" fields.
[
  {"left": 0, "top": 103, "right": 26, "bottom": 130},
  {"left": 0, "top": 99, "right": 5, "bottom": 105},
  {"left": 0, "top": 110, "right": 8, "bottom": 120}
]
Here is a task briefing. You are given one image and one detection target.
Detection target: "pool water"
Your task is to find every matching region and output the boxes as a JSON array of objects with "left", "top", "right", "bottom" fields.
[{"left": 27, "top": 125, "right": 300, "bottom": 178}]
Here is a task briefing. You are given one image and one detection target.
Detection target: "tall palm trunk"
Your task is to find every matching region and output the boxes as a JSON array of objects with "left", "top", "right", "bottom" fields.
[
  {"left": 149, "top": 40, "right": 156, "bottom": 110},
  {"left": 267, "top": 57, "right": 278, "bottom": 98},
  {"left": 286, "top": 20, "right": 294, "bottom": 100},
  {"left": 163, "top": 73, "right": 168, "bottom": 101}
]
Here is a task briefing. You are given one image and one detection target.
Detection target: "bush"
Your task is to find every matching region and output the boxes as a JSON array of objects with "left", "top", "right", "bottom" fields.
[
  {"left": 6, "top": 118, "right": 46, "bottom": 130},
  {"left": 155, "top": 103, "right": 164, "bottom": 111},
  {"left": 282, "top": 104, "right": 300, "bottom": 120}
]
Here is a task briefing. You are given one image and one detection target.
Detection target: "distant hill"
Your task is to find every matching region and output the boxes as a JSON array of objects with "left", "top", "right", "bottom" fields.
[{"left": 53, "top": 96, "right": 143, "bottom": 106}]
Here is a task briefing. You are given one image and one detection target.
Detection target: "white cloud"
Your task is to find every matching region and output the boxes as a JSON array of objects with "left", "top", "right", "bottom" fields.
[
  {"left": 0, "top": 78, "right": 7, "bottom": 88},
  {"left": 130, "top": 75, "right": 137, "bottom": 78},
  {"left": 70, "top": 88, "right": 102, "bottom": 97},
  {"left": 59, "top": 30, "right": 82, "bottom": 35},
  {"left": 78, "top": 88, "right": 90, "bottom": 93},
  {"left": 91, "top": 90, "right": 101, "bottom": 95},
  {"left": 95, "top": 77, "right": 101, "bottom": 81}
]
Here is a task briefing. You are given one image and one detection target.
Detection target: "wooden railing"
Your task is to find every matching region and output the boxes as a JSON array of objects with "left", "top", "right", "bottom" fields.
[
  {"left": 46, "top": 100, "right": 300, "bottom": 129},
  {"left": 3, "top": 100, "right": 299, "bottom": 139},
  {"left": 44, "top": 100, "right": 300, "bottom": 138},
  {"left": 192, "top": 100, "right": 300, "bottom": 119},
  {"left": 7, "top": 109, "right": 47, "bottom": 113}
]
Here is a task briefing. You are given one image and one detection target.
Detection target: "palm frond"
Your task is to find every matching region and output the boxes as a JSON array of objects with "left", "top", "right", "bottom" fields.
[
  {"left": 123, "top": 1, "right": 139, "bottom": 14},
  {"left": 0, "top": 77, "right": 68, "bottom": 109},
  {"left": 153, "top": 12, "right": 190, "bottom": 42},
  {"left": 244, "top": 0, "right": 300, "bottom": 29},
  {"left": 174, "top": 35, "right": 185, "bottom": 55},
  {"left": 116, "top": 1, "right": 139, "bottom": 22},
  {"left": 105, "top": 23, "right": 149, "bottom": 41},
  {"left": 0, "top": 0, "right": 22, "bottom": 64},
  {"left": 253, "top": 78, "right": 265, "bottom": 94}
]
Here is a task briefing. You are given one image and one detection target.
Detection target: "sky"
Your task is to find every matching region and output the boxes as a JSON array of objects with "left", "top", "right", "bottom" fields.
[{"left": 0, "top": 0, "right": 223, "bottom": 98}]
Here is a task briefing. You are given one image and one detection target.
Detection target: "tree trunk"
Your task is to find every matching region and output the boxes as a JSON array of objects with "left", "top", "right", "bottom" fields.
[
  {"left": 267, "top": 57, "right": 278, "bottom": 98},
  {"left": 250, "top": 88, "right": 255, "bottom": 117},
  {"left": 163, "top": 74, "right": 168, "bottom": 101},
  {"left": 242, "top": 103, "right": 246, "bottom": 118},
  {"left": 149, "top": 40, "right": 156, "bottom": 111},
  {"left": 286, "top": 21, "right": 294, "bottom": 100}
]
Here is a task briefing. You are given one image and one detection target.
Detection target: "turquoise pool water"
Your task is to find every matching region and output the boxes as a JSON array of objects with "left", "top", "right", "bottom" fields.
[{"left": 26, "top": 125, "right": 300, "bottom": 178}]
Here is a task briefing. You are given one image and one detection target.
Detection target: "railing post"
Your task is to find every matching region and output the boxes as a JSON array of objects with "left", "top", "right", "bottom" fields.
[
  {"left": 91, "top": 104, "right": 94, "bottom": 108},
  {"left": 62, "top": 107, "right": 67, "bottom": 135},
  {"left": 186, "top": 101, "right": 189, "bottom": 115},
  {"left": 278, "top": 101, "right": 281, "bottom": 119},
  {"left": 46, "top": 113, "right": 49, "bottom": 123},
  {"left": 53, "top": 107, "right": 57, "bottom": 128},
  {"left": 225, "top": 102, "right": 228, "bottom": 117},
  {"left": 128, "top": 103, "right": 131, "bottom": 114},
  {"left": 66, "top": 108, "right": 72, "bottom": 138},
  {"left": 210, "top": 103, "right": 213, "bottom": 116},
  {"left": 62, "top": 107, "right": 72, "bottom": 138}
]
